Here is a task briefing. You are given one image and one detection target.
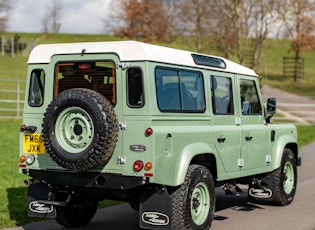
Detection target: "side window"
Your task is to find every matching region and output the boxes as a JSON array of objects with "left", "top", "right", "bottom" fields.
[
  {"left": 28, "top": 69, "right": 45, "bottom": 107},
  {"left": 239, "top": 79, "right": 262, "bottom": 115},
  {"left": 155, "top": 67, "right": 205, "bottom": 112},
  {"left": 211, "top": 75, "right": 233, "bottom": 115},
  {"left": 127, "top": 67, "right": 144, "bottom": 107},
  {"left": 156, "top": 68, "right": 180, "bottom": 110}
]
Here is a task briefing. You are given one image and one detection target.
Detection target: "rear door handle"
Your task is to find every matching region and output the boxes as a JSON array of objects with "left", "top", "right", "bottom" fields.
[{"left": 245, "top": 136, "right": 253, "bottom": 141}]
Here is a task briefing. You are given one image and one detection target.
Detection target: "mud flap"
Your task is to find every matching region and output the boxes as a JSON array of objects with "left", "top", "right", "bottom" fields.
[
  {"left": 248, "top": 173, "right": 274, "bottom": 200},
  {"left": 139, "top": 187, "right": 172, "bottom": 230},
  {"left": 28, "top": 183, "right": 56, "bottom": 218}
]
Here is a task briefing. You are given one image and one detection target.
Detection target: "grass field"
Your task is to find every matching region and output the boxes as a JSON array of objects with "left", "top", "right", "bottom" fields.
[{"left": 0, "top": 32, "right": 315, "bottom": 228}]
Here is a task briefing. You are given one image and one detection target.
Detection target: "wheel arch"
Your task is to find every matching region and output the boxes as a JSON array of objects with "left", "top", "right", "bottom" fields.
[
  {"left": 272, "top": 135, "right": 299, "bottom": 169},
  {"left": 172, "top": 143, "right": 217, "bottom": 186}
]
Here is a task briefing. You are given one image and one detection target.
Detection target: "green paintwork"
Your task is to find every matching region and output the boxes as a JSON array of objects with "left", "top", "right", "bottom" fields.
[{"left": 20, "top": 43, "right": 298, "bottom": 189}]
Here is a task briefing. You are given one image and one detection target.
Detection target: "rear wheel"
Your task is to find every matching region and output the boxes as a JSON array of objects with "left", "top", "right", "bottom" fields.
[{"left": 171, "top": 165, "right": 215, "bottom": 230}]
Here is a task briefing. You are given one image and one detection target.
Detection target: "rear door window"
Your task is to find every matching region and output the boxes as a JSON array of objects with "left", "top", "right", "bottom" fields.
[
  {"left": 211, "top": 75, "right": 234, "bottom": 115},
  {"left": 239, "top": 79, "right": 262, "bottom": 115},
  {"left": 55, "top": 61, "right": 116, "bottom": 105}
]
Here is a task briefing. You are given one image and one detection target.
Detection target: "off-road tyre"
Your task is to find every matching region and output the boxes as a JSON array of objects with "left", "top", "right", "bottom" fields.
[
  {"left": 171, "top": 164, "right": 215, "bottom": 230},
  {"left": 42, "top": 88, "right": 118, "bottom": 171},
  {"left": 55, "top": 196, "right": 98, "bottom": 228},
  {"left": 271, "top": 148, "right": 297, "bottom": 205}
]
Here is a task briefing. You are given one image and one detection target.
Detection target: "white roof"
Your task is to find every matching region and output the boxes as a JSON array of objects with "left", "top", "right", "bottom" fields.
[{"left": 28, "top": 40, "right": 256, "bottom": 76}]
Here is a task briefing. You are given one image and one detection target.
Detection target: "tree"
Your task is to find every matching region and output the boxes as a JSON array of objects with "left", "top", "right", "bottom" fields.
[
  {"left": 0, "top": 0, "right": 12, "bottom": 31},
  {"left": 212, "top": 0, "right": 282, "bottom": 71},
  {"left": 281, "top": 0, "right": 315, "bottom": 58},
  {"left": 174, "top": 0, "right": 214, "bottom": 52},
  {"left": 41, "top": 0, "right": 62, "bottom": 33},
  {"left": 278, "top": 0, "right": 315, "bottom": 81},
  {"left": 109, "top": 0, "right": 175, "bottom": 43}
]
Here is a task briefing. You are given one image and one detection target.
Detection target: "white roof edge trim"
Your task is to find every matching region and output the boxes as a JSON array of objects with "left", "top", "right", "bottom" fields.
[{"left": 28, "top": 40, "right": 257, "bottom": 76}]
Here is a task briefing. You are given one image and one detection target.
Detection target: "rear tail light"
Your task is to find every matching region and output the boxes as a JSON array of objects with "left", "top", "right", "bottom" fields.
[
  {"left": 20, "top": 124, "right": 27, "bottom": 132},
  {"left": 133, "top": 160, "right": 144, "bottom": 172}
]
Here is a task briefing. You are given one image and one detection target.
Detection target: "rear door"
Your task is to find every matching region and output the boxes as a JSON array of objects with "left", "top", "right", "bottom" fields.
[
  {"left": 211, "top": 74, "right": 242, "bottom": 174},
  {"left": 237, "top": 76, "right": 270, "bottom": 170},
  {"left": 47, "top": 54, "right": 123, "bottom": 171}
]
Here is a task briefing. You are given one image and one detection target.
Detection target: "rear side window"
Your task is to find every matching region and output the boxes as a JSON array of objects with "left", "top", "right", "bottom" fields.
[
  {"left": 127, "top": 67, "right": 144, "bottom": 107},
  {"left": 155, "top": 67, "right": 205, "bottom": 112},
  {"left": 28, "top": 69, "right": 45, "bottom": 107},
  {"left": 55, "top": 61, "right": 116, "bottom": 105}
]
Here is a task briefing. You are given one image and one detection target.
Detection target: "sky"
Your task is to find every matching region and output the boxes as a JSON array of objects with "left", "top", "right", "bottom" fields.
[{"left": 7, "top": 0, "right": 112, "bottom": 34}]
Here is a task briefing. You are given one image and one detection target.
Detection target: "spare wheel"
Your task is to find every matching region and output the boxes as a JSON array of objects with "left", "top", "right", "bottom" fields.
[{"left": 42, "top": 88, "right": 118, "bottom": 171}]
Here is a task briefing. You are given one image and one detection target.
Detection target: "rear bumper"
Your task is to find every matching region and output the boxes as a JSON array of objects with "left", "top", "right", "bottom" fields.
[{"left": 23, "top": 169, "right": 148, "bottom": 190}]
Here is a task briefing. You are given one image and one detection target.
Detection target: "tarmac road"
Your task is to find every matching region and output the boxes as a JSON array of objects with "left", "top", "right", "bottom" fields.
[{"left": 6, "top": 141, "right": 315, "bottom": 230}]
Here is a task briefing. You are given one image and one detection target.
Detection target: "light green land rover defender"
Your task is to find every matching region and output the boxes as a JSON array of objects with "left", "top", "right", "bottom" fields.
[{"left": 19, "top": 41, "right": 300, "bottom": 229}]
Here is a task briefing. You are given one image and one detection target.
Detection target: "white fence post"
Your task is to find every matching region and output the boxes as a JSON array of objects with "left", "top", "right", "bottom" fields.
[
  {"left": 17, "top": 79, "right": 20, "bottom": 117},
  {"left": 1, "top": 36, "right": 4, "bottom": 56},
  {"left": 11, "top": 37, "right": 15, "bottom": 57}
]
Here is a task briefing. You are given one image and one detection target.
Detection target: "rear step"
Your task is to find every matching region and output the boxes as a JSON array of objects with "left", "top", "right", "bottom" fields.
[{"left": 223, "top": 183, "right": 243, "bottom": 196}]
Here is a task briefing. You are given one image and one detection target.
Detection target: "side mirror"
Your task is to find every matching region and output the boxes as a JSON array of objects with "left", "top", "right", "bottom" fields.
[{"left": 266, "top": 98, "right": 276, "bottom": 123}]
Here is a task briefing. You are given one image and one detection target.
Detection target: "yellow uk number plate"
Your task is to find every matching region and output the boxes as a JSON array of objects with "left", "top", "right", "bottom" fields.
[{"left": 23, "top": 134, "right": 45, "bottom": 154}]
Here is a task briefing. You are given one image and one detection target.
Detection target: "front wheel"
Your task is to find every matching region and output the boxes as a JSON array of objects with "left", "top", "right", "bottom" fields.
[
  {"left": 171, "top": 165, "right": 215, "bottom": 230},
  {"left": 271, "top": 148, "right": 297, "bottom": 205}
]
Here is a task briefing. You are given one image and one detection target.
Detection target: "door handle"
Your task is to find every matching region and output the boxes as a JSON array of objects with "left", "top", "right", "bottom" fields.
[
  {"left": 245, "top": 136, "right": 253, "bottom": 141},
  {"left": 217, "top": 137, "right": 226, "bottom": 143}
]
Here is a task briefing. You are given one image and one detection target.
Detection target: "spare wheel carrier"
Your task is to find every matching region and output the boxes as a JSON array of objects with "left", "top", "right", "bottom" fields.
[{"left": 42, "top": 88, "right": 118, "bottom": 171}]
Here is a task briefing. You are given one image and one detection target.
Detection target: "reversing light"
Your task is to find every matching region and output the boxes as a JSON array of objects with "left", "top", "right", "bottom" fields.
[
  {"left": 144, "top": 162, "right": 153, "bottom": 171},
  {"left": 145, "top": 128, "right": 153, "bottom": 137},
  {"left": 133, "top": 160, "right": 144, "bottom": 172},
  {"left": 26, "top": 155, "right": 35, "bottom": 165}
]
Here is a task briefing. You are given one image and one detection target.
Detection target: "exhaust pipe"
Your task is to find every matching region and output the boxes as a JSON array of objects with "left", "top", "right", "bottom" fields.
[{"left": 23, "top": 179, "right": 39, "bottom": 186}]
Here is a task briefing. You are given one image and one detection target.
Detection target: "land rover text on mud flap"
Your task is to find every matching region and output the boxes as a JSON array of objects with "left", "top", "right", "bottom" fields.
[{"left": 19, "top": 41, "right": 300, "bottom": 229}]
